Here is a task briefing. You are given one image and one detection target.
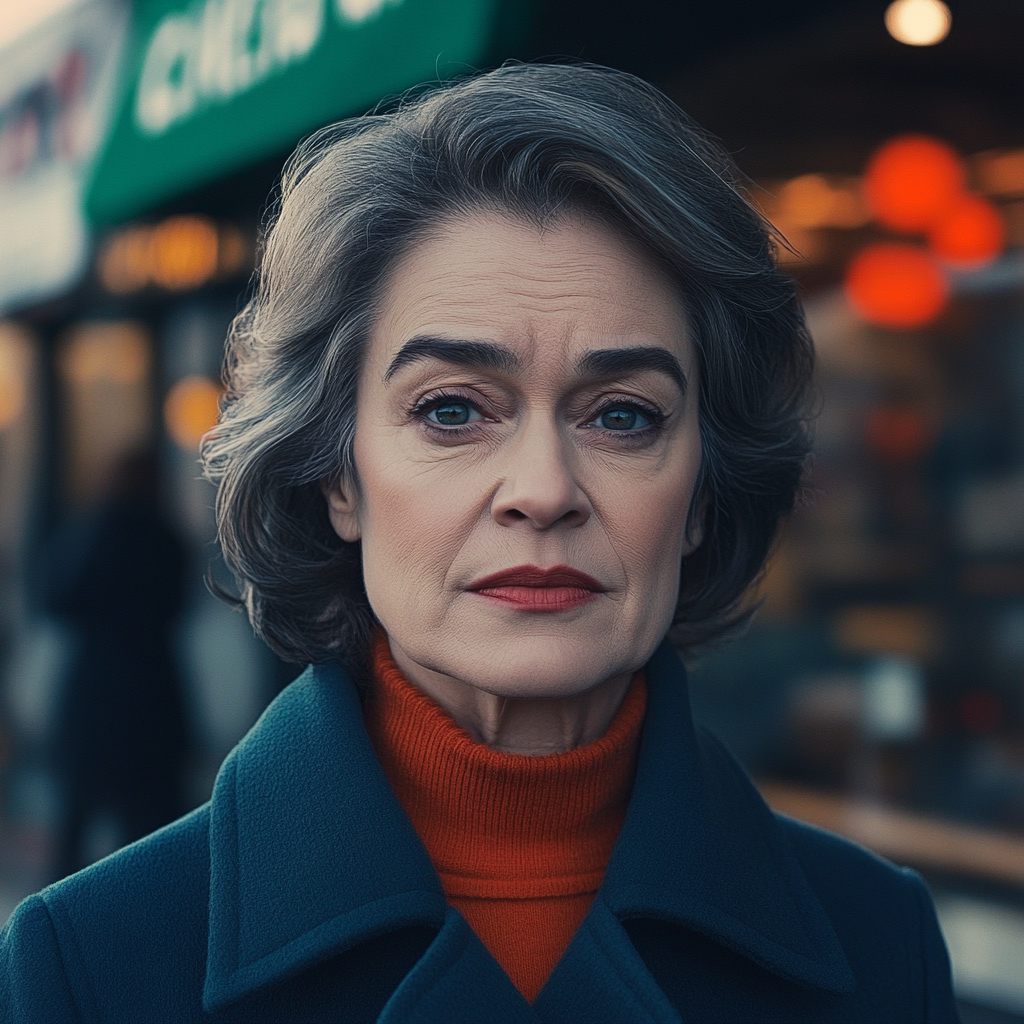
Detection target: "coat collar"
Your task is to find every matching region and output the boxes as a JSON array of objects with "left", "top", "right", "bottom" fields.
[
  {"left": 204, "top": 639, "right": 853, "bottom": 1014},
  {"left": 600, "top": 640, "right": 854, "bottom": 996},
  {"left": 203, "top": 663, "right": 448, "bottom": 1012}
]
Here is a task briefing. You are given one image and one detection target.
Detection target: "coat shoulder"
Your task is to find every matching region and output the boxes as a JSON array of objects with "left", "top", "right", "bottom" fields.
[
  {"left": 775, "top": 809, "right": 923, "bottom": 903},
  {"left": 695, "top": 722, "right": 940, "bottom": 936},
  {"left": 774, "top": 810, "right": 958, "bottom": 1021},
  {"left": 689, "top": 725, "right": 958, "bottom": 1021},
  {"left": 1, "top": 804, "right": 211, "bottom": 1023}
]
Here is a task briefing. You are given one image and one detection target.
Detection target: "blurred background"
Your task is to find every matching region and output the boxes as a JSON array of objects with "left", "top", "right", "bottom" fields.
[{"left": 0, "top": 0, "right": 1021, "bottom": 1018}]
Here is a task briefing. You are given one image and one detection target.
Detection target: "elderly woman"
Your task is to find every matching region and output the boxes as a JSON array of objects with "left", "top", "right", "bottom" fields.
[{"left": 1, "top": 64, "right": 957, "bottom": 1023}]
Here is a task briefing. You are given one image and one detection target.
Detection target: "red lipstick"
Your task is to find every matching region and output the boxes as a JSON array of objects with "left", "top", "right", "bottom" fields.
[{"left": 467, "top": 565, "right": 604, "bottom": 612}]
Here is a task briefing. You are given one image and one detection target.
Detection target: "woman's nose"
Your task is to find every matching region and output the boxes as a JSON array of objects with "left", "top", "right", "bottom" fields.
[{"left": 490, "top": 418, "right": 592, "bottom": 530}]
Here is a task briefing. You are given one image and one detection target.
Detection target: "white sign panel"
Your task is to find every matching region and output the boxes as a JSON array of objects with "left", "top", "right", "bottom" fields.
[{"left": 0, "top": 0, "right": 128, "bottom": 314}]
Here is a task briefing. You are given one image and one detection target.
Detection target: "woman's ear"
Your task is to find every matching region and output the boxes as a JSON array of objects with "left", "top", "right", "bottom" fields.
[{"left": 322, "top": 477, "right": 361, "bottom": 543}]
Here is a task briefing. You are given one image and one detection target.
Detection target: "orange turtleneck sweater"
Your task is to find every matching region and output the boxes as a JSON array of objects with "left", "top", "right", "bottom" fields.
[{"left": 364, "top": 636, "right": 646, "bottom": 1003}]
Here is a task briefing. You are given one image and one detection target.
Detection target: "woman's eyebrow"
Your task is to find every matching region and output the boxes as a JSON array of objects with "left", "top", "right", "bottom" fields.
[
  {"left": 575, "top": 347, "right": 688, "bottom": 395},
  {"left": 384, "top": 336, "right": 521, "bottom": 382}
]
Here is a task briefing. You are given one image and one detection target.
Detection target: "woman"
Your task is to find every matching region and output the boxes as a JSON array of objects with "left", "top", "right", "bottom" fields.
[{"left": 1, "top": 64, "right": 957, "bottom": 1023}]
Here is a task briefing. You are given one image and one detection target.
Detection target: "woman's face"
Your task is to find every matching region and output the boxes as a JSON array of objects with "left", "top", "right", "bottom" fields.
[{"left": 326, "top": 211, "right": 703, "bottom": 699}]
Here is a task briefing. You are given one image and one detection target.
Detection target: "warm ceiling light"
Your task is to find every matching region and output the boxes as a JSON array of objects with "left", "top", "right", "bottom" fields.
[
  {"left": 928, "top": 195, "right": 1006, "bottom": 268},
  {"left": 844, "top": 242, "right": 948, "bottom": 329},
  {"left": 98, "top": 228, "right": 153, "bottom": 294},
  {"left": 99, "top": 219, "right": 246, "bottom": 293},
  {"left": 864, "top": 135, "right": 965, "bottom": 234},
  {"left": 779, "top": 175, "right": 838, "bottom": 229},
  {"left": 0, "top": 323, "right": 30, "bottom": 432},
  {"left": 885, "top": 0, "right": 951, "bottom": 46},
  {"left": 58, "top": 322, "right": 151, "bottom": 386},
  {"left": 164, "top": 375, "right": 222, "bottom": 450},
  {"left": 149, "top": 216, "right": 219, "bottom": 291}
]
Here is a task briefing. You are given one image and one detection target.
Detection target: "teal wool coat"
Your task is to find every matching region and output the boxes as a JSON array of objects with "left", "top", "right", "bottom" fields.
[{"left": 1, "top": 641, "right": 959, "bottom": 1023}]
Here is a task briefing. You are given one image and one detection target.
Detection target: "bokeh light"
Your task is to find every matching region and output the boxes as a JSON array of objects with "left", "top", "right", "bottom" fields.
[
  {"left": 0, "top": 375, "right": 23, "bottom": 431},
  {"left": 164, "top": 375, "right": 222, "bottom": 450},
  {"left": 928, "top": 194, "right": 1006, "bottom": 268},
  {"left": 0, "top": 324, "right": 30, "bottom": 431},
  {"left": 844, "top": 242, "right": 948, "bottom": 329},
  {"left": 149, "top": 216, "right": 219, "bottom": 291},
  {"left": 864, "top": 135, "right": 965, "bottom": 234},
  {"left": 57, "top": 321, "right": 150, "bottom": 386},
  {"left": 777, "top": 174, "right": 868, "bottom": 229},
  {"left": 884, "top": 0, "right": 951, "bottom": 46},
  {"left": 973, "top": 149, "right": 1024, "bottom": 199},
  {"left": 98, "top": 227, "right": 153, "bottom": 294},
  {"left": 98, "top": 219, "right": 247, "bottom": 294}
]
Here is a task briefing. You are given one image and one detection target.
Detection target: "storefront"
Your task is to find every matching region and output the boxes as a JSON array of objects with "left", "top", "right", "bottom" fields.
[{"left": 2, "top": 4, "right": 1024, "bottom": 1012}]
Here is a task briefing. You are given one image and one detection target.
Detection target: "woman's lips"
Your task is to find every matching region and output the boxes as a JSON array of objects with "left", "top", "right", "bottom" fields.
[{"left": 467, "top": 565, "right": 605, "bottom": 612}]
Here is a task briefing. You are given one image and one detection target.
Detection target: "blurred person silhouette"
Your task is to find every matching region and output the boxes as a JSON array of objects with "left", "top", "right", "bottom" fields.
[{"left": 40, "top": 448, "right": 190, "bottom": 880}]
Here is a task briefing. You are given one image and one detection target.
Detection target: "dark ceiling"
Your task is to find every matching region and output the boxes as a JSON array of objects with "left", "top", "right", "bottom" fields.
[{"left": 522, "top": 0, "right": 1024, "bottom": 178}]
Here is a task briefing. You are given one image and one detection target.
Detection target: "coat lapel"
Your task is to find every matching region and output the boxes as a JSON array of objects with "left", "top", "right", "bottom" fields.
[
  {"left": 203, "top": 663, "right": 449, "bottom": 1013},
  {"left": 534, "top": 899, "right": 683, "bottom": 1024},
  {"left": 599, "top": 640, "right": 855, "bottom": 996},
  {"left": 378, "top": 908, "right": 539, "bottom": 1024}
]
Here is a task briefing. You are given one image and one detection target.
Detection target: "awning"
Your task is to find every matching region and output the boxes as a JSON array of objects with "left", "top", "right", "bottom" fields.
[{"left": 85, "top": 0, "right": 509, "bottom": 224}]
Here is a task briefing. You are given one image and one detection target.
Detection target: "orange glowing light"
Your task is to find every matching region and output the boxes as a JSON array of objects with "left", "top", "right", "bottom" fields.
[
  {"left": 164, "top": 375, "right": 222, "bottom": 450},
  {"left": 973, "top": 149, "right": 1024, "bottom": 199},
  {"left": 844, "top": 242, "right": 948, "bottom": 329},
  {"left": 149, "top": 216, "right": 219, "bottom": 291},
  {"left": 0, "top": 377, "right": 23, "bottom": 429},
  {"left": 863, "top": 135, "right": 965, "bottom": 234},
  {"left": 98, "top": 227, "right": 152, "bottom": 294},
  {"left": 927, "top": 194, "right": 1006, "bottom": 268},
  {"left": 98, "top": 219, "right": 248, "bottom": 294},
  {"left": 58, "top": 322, "right": 150, "bottom": 385},
  {"left": 0, "top": 323, "right": 30, "bottom": 431}
]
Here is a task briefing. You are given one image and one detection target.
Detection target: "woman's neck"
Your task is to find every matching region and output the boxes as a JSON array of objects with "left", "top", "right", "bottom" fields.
[{"left": 387, "top": 639, "right": 633, "bottom": 756}]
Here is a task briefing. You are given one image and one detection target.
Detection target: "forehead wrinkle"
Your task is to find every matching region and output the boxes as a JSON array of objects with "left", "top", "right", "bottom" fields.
[
  {"left": 374, "top": 212, "right": 692, "bottom": 389},
  {"left": 404, "top": 277, "right": 624, "bottom": 319},
  {"left": 394, "top": 231, "right": 649, "bottom": 306}
]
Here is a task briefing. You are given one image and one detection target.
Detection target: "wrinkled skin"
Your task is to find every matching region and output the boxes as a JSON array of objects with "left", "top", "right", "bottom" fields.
[{"left": 326, "top": 211, "right": 702, "bottom": 753}]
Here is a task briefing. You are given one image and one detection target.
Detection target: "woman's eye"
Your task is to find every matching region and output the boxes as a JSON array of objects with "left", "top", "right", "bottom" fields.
[
  {"left": 425, "top": 401, "right": 480, "bottom": 426},
  {"left": 596, "top": 406, "right": 652, "bottom": 431}
]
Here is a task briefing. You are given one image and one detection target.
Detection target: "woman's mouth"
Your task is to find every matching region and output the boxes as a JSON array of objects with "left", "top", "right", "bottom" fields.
[{"left": 467, "top": 565, "right": 605, "bottom": 612}]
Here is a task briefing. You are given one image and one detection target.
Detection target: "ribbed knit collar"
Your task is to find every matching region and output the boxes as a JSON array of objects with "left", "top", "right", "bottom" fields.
[{"left": 364, "top": 633, "right": 647, "bottom": 900}]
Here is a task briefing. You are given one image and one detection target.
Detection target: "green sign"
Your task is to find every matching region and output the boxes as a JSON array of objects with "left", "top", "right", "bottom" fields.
[{"left": 86, "top": 0, "right": 505, "bottom": 224}]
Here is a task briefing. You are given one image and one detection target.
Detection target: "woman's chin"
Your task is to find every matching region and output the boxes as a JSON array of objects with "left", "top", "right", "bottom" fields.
[{"left": 425, "top": 634, "right": 638, "bottom": 699}]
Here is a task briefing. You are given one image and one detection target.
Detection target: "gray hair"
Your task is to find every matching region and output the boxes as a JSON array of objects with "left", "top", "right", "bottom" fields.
[{"left": 201, "top": 62, "right": 814, "bottom": 668}]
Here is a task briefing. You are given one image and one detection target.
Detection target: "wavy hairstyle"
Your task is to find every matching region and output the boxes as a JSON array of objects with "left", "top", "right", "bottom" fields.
[{"left": 201, "top": 62, "right": 814, "bottom": 668}]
